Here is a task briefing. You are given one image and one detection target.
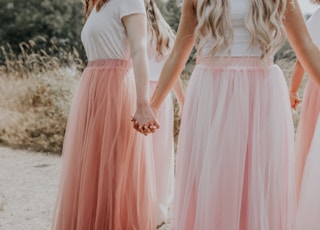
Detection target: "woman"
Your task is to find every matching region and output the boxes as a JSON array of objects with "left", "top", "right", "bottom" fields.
[
  {"left": 134, "top": 0, "right": 320, "bottom": 229},
  {"left": 289, "top": 0, "right": 320, "bottom": 199},
  {"left": 146, "top": 2, "right": 184, "bottom": 226},
  {"left": 52, "top": 0, "right": 160, "bottom": 229},
  {"left": 146, "top": 1, "right": 184, "bottom": 226}
]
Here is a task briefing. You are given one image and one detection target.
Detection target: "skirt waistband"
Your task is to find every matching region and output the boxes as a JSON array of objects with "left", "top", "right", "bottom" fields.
[
  {"left": 196, "top": 57, "right": 273, "bottom": 68},
  {"left": 87, "top": 59, "right": 132, "bottom": 68}
]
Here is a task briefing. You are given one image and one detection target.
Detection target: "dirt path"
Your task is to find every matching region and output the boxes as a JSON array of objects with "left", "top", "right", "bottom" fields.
[
  {"left": 0, "top": 147, "right": 171, "bottom": 230},
  {"left": 0, "top": 147, "right": 60, "bottom": 230}
]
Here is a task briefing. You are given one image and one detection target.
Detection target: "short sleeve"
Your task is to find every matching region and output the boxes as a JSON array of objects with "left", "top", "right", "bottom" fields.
[
  {"left": 307, "top": 8, "right": 320, "bottom": 47},
  {"left": 119, "top": 0, "right": 146, "bottom": 19}
]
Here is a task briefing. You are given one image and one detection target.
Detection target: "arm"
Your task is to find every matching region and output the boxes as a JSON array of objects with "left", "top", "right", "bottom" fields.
[
  {"left": 289, "top": 60, "right": 304, "bottom": 109},
  {"left": 283, "top": 0, "right": 320, "bottom": 87},
  {"left": 172, "top": 78, "right": 185, "bottom": 116},
  {"left": 150, "top": 0, "right": 197, "bottom": 110},
  {"left": 123, "top": 14, "right": 159, "bottom": 134}
]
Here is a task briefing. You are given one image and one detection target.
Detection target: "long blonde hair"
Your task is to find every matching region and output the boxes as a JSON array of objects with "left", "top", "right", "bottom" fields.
[
  {"left": 146, "top": 0, "right": 175, "bottom": 55},
  {"left": 195, "top": 0, "right": 287, "bottom": 59}
]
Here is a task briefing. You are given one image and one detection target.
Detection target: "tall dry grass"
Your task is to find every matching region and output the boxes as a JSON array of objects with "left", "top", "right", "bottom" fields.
[{"left": 0, "top": 40, "right": 83, "bottom": 153}]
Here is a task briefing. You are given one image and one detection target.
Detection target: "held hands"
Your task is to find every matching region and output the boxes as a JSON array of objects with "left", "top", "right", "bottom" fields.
[
  {"left": 289, "top": 91, "right": 301, "bottom": 110},
  {"left": 131, "top": 102, "right": 160, "bottom": 135}
]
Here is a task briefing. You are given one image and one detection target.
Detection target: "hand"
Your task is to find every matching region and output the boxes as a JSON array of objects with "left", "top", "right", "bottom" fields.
[
  {"left": 289, "top": 91, "right": 301, "bottom": 110},
  {"left": 132, "top": 102, "right": 160, "bottom": 135}
]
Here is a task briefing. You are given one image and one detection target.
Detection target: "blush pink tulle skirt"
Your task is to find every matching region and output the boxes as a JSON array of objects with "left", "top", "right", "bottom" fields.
[
  {"left": 149, "top": 81, "right": 174, "bottom": 224},
  {"left": 294, "top": 79, "right": 320, "bottom": 198},
  {"left": 296, "top": 116, "right": 320, "bottom": 230},
  {"left": 52, "top": 60, "right": 157, "bottom": 230},
  {"left": 173, "top": 58, "right": 296, "bottom": 230}
]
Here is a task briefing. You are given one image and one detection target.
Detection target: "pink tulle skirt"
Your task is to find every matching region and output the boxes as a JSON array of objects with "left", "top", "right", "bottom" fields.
[
  {"left": 296, "top": 116, "right": 320, "bottom": 230},
  {"left": 149, "top": 81, "right": 174, "bottom": 225},
  {"left": 174, "top": 58, "right": 296, "bottom": 230},
  {"left": 294, "top": 79, "right": 320, "bottom": 198},
  {"left": 52, "top": 60, "right": 157, "bottom": 230}
]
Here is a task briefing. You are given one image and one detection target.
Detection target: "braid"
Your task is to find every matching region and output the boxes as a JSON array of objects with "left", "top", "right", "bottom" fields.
[
  {"left": 84, "top": 0, "right": 90, "bottom": 19},
  {"left": 96, "top": 0, "right": 109, "bottom": 11},
  {"left": 146, "top": 0, "right": 163, "bottom": 54}
]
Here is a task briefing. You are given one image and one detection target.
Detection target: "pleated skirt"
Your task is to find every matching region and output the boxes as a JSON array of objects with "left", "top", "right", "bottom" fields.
[
  {"left": 174, "top": 58, "right": 296, "bottom": 230},
  {"left": 52, "top": 59, "right": 157, "bottom": 230},
  {"left": 294, "top": 79, "right": 320, "bottom": 198},
  {"left": 297, "top": 115, "right": 320, "bottom": 230},
  {"left": 149, "top": 81, "right": 174, "bottom": 225}
]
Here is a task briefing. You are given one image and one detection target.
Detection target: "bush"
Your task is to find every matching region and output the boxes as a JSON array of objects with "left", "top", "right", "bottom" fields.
[
  {"left": 0, "top": 41, "right": 82, "bottom": 153},
  {"left": 0, "top": 0, "right": 85, "bottom": 63}
]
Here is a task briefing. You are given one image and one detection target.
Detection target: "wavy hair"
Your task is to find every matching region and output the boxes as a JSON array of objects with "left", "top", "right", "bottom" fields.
[
  {"left": 310, "top": 0, "right": 320, "bottom": 4},
  {"left": 146, "top": 0, "right": 175, "bottom": 55},
  {"left": 84, "top": 0, "right": 109, "bottom": 19},
  {"left": 195, "top": 0, "right": 288, "bottom": 59}
]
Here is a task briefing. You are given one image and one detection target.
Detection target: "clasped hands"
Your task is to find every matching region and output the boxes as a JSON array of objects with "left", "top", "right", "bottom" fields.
[{"left": 131, "top": 102, "right": 160, "bottom": 136}]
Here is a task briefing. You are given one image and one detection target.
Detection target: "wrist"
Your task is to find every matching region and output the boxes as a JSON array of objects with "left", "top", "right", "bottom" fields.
[
  {"left": 289, "top": 88, "right": 298, "bottom": 94},
  {"left": 136, "top": 99, "right": 150, "bottom": 108},
  {"left": 150, "top": 98, "right": 160, "bottom": 111},
  {"left": 178, "top": 95, "right": 184, "bottom": 104}
]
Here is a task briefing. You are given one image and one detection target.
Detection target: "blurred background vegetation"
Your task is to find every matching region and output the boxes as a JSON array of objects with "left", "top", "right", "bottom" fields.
[
  {"left": 0, "top": 0, "right": 305, "bottom": 153},
  {"left": 0, "top": 0, "right": 85, "bottom": 63}
]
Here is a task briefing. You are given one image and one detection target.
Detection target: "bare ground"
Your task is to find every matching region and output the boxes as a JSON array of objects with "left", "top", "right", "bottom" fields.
[{"left": 0, "top": 147, "right": 171, "bottom": 230}]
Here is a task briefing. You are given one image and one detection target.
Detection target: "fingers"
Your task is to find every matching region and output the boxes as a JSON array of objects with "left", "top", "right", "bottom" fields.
[
  {"left": 153, "top": 119, "right": 160, "bottom": 129},
  {"left": 131, "top": 118, "right": 160, "bottom": 135},
  {"left": 131, "top": 117, "right": 140, "bottom": 130},
  {"left": 291, "top": 99, "right": 301, "bottom": 110},
  {"left": 138, "top": 125, "right": 152, "bottom": 134}
]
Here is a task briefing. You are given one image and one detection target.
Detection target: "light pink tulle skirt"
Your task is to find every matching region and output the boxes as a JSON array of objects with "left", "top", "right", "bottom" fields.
[
  {"left": 296, "top": 116, "right": 320, "bottom": 230},
  {"left": 174, "top": 58, "right": 296, "bottom": 230},
  {"left": 52, "top": 60, "right": 157, "bottom": 230},
  {"left": 150, "top": 81, "right": 174, "bottom": 225},
  {"left": 294, "top": 79, "right": 320, "bottom": 198}
]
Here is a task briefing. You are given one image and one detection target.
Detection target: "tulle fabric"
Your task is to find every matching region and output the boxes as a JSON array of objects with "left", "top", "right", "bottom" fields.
[
  {"left": 52, "top": 60, "right": 157, "bottom": 230},
  {"left": 294, "top": 79, "right": 320, "bottom": 198},
  {"left": 174, "top": 58, "right": 296, "bottom": 230},
  {"left": 149, "top": 81, "right": 174, "bottom": 225},
  {"left": 296, "top": 116, "right": 320, "bottom": 230}
]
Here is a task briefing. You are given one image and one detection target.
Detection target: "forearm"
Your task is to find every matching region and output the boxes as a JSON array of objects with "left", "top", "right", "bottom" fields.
[
  {"left": 284, "top": 0, "right": 320, "bottom": 87},
  {"left": 151, "top": 0, "right": 196, "bottom": 109},
  {"left": 131, "top": 48, "right": 150, "bottom": 105},
  {"left": 289, "top": 60, "right": 304, "bottom": 93},
  {"left": 291, "top": 40, "right": 320, "bottom": 88},
  {"left": 172, "top": 77, "right": 184, "bottom": 104},
  {"left": 151, "top": 51, "right": 189, "bottom": 109}
]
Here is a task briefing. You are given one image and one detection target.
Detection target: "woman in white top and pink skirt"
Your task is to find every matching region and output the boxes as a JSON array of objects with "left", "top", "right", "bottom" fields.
[
  {"left": 52, "top": 0, "right": 162, "bottom": 229},
  {"left": 289, "top": 1, "right": 320, "bottom": 199},
  {"left": 294, "top": 2, "right": 320, "bottom": 229},
  {"left": 134, "top": 0, "right": 320, "bottom": 229}
]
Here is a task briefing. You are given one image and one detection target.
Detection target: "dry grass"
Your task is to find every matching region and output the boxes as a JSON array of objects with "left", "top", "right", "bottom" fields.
[
  {"left": 0, "top": 41, "right": 82, "bottom": 153},
  {"left": 0, "top": 41, "right": 306, "bottom": 153}
]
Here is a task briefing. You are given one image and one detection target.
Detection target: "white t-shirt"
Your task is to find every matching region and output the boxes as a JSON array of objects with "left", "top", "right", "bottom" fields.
[
  {"left": 148, "top": 37, "right": 174, "bottom": 81},
  {"left": 307, "top": 8, "right": 320, "bottom": 47},
  {"left": 81, "top": 0, "right": 146, "bottom": 61}
]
